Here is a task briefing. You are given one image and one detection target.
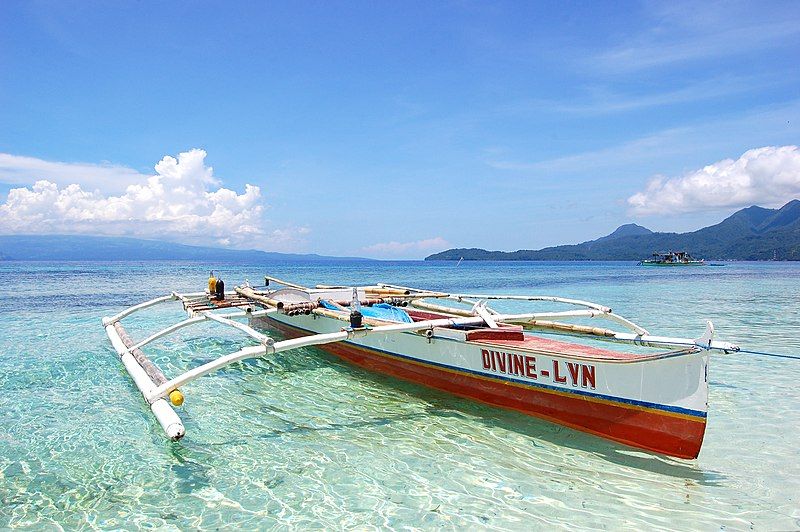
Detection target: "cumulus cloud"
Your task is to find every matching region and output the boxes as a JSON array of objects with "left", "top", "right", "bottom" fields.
[
  {"left": 0, "top": 149, "right": 281, "bottom": 248},
  {"left": 627, "top": 146, "right": 800, "bottom": 215},
  {"left": 363, "top": 237, "right": 449, "bottom": 257}
]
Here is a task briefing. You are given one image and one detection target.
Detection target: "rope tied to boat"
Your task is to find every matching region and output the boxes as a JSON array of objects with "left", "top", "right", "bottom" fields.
[{"left": 737, "top": 348, "right": 800, "bottom": 361}]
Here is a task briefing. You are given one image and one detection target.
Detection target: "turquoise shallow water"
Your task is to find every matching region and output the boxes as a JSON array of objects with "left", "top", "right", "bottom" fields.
[{"left": 1, "top": 260, "right": 799, "bottom": 530}]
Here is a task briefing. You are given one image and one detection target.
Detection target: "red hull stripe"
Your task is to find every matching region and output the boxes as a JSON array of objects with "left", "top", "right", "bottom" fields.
[{"left": 270, "top": 319, "right": 706, "bottom": 420}]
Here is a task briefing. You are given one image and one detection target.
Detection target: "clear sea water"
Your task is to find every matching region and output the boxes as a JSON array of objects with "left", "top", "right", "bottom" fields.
[{"left": 1, "top": 260, "right": 799, "bottom": 530}]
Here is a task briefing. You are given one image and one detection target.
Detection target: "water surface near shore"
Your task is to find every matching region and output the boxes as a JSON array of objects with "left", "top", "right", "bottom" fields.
[{"left": 1, "top": 260, "right": 798, "bottom": 529}]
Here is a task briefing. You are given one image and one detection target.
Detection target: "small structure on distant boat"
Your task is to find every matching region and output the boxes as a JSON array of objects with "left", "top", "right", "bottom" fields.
[{"left": 639, "top": 251, "right": 705, "bottom": 266}]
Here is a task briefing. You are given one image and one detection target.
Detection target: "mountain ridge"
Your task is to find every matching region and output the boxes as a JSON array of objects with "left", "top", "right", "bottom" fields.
[
  {"left": 425, "top": 200, "right": 800, "bottom": 261},
  {"left": 0, "top": 235, "right": 371, "bottom": 261}
]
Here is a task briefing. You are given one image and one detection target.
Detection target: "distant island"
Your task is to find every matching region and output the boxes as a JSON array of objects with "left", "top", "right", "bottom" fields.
[
  {"left": 426, "top": 200, "right": 800, "bottom": 261},
  {"left": 0, "top": 235, "right": 370, "bottom": 262}
]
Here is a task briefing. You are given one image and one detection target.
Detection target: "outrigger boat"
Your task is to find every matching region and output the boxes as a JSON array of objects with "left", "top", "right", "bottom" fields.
[
  {"left": 639, "top": 251, "right": 705, "bottom": 266},
  {"left": 102, "top": 275, "right": 739, "bottom": 459}
]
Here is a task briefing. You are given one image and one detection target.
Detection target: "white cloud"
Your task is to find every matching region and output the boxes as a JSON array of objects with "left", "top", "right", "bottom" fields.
[
  {"left": 363, "top": 237, "right": 449, "bottom": 257},
  {"left": 0, "top": 153, "right": 149, "bottom": 193},
  {"left": 0, "top": 149, "right": 285, "bottom": 248},
  {"left": 593, "top": 2, "right": 800, "bottom": 72},
  {"left": 627, "top": 146, "right": 800, "bottom": 215}
]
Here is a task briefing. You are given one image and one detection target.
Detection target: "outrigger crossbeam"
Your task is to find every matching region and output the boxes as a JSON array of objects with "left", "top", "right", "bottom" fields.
[{"left": 103, "top": 292, "right": 277, "bottom": 440}]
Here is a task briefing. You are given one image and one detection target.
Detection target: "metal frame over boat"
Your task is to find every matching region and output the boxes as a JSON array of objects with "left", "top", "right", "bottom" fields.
[{"left": 102, "top": 275, "right": 738, "bottom": 459}]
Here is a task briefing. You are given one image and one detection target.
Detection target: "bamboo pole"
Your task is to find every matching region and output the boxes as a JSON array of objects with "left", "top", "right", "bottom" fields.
[
  {"left": 127, "top": 316, "right": 206, "bottom": 353},
  {"left": 310, "top": 306, "right": 388, "bottom": 327},
  {"left": 376, "top": 282, "right": 450, "bottom": 298},
  {"left": 235, "top": 286, "right": 285, "bottom": 308},
  {"left": 526, "top": 319, "right": 618, "bottom": 337},
  {"left": 409, "top": 300, "right": 474, "bottom": 317},
  {"left": 365, "top": 288, "right": 410, "bottom": 296},
  {"left": 603, "top": 312, "right": 649, "bottom": 336},
  {"left": 203, "top": 312, "right": 272, "bottom": 343},
  {"left": 265, "top": 275, "right": 309, "bottom": 290},
  {"left": 114, "top": 322, "right": 168, "bottom": 386},
  {"left": 103, "top": 294, "right": 176, "bottom": 326}
]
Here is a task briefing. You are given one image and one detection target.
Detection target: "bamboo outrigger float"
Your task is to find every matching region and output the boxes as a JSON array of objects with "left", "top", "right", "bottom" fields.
[{"left": 103, "top": 275, "right": 739, "bottom": 459}]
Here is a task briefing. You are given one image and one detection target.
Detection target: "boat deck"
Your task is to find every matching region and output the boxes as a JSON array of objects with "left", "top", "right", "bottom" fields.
[{"left": 477, "top": 335, "right": 679, "bottom": 361}]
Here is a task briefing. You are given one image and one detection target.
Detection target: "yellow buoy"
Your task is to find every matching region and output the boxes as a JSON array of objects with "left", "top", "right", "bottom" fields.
[{"left": 169, "top": 390, "right": 185, "bottom": 406}]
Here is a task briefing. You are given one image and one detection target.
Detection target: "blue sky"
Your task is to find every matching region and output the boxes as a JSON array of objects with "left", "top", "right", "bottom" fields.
[{"left": 1, "top": 1, "right": 799, "bottom": 258}]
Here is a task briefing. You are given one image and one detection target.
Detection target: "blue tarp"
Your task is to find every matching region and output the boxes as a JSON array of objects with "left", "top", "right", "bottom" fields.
[{"left": 319, "top": 300, "right": 413, "bottom": 323}]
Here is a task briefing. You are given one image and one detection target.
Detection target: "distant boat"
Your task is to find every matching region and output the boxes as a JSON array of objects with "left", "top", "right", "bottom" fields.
[
  {"left": 639, "top": 251, "right": 705, "bottom": 266},
  {"left": 456, "top": 256, "right": 464, "bottom": 266}
]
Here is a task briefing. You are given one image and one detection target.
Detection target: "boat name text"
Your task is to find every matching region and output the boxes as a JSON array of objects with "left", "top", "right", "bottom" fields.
[{"left": 480, "top": 349, "right": 596, "bottom": 389}]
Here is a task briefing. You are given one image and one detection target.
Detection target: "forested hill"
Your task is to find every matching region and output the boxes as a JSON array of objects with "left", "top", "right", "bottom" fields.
[
  {"left": 0, "top": 235, "right": 369, "bottom": 261},
  {"left": 426, "top": 200, "right": 800, "bottom": 261}
]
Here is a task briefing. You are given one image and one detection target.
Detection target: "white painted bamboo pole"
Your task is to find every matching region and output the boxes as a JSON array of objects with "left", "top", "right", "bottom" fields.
[
  {"left": 175, "top": 291, "right": 213, "bottom": 301},
  {"left": 455, "top": 297, "right": 500, "bottom": 313},
  {"left": 376, "top": 282, "right": 450, "bottom": 297},
  {"left": 447, "top": 294, "right": 612, "bottom": 313},
  {"left": 144, "top": 343, "right": 295, "bottom": 403},
  {"left": 524, "top": 319, "right": 738, "bottom": 352},
  {"left": 507, "top": 309, "right": 648, "bottom": 336},
  {"left": 127, "top": 316, "right": 207, "bottom": 352},
  {"left": 105, "top": 322, "right": 185, "bottom": 440},
  {"left": 376, "top": 282, "right": 614, "bottom": 313},
  {"left": 473, "top": 303, "right": 498, "bottom": 328},
  {"left": 203, "top": 312, "right": 272, "bottom": 343},
  {"left": 410, "top": 298, "right": 500, "bottom": 316},
  {"left": 609, "top": 331, "right": 739, "bottom": 352},
  {"left": 603, "top": 312, "right": 649, "bottom": 336},
  {"left": 102, "top": 294, "right": 176, "bottom": 326},
  {"left": 122, "top": 308, "right": 278, "bottom": 353},
  {"left": 265, "top": 275, "right": 309, "bottom": 290}
]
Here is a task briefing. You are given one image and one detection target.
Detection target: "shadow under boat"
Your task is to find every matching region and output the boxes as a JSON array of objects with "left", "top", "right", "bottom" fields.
[{"left": 169, "top": 331, "right": 725, "bottom": 486}]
